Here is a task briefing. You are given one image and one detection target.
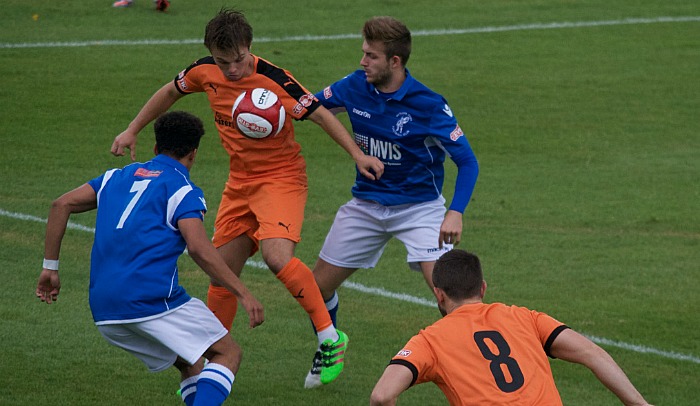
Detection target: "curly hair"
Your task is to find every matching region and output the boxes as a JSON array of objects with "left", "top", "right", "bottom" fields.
[{"left": 154, "top": 111, "right": 205, "bottom": 158}]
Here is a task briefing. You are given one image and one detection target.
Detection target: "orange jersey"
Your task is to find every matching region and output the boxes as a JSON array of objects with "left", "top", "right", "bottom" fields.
[
  {"left": 390, "top": 303, "right": 569, "bottom": 406},
  {"left": 173, "top": 55, "right": 320, "bottom": 181}
]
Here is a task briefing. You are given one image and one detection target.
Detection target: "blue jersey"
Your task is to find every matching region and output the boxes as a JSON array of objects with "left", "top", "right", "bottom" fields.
[
  {"left": 316, "top": 69, "right": 478, "bottom": 212},
  {"left": 86, "top": 155, "right": 207, "bottom": 324}
]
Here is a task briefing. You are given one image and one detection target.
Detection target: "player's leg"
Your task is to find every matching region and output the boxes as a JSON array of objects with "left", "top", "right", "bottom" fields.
[
  {"left": 314, "top": 198, "right": 391, "bottom": 326},
  {"left": 305, "top": 199, "right": 390, "bottom": 388},
  {"left": 260, "top": 237, "right": 349, "bottom": 388},
  {"left": 313, "top": 258, "right": 358, "bottom": 326},
  {"left": 208, "top": 186, "right": 258, "bottom": 331},
  {"left": 97, "top": 298, "right": 233, "bottom": 405},
  {"left": 173, "top": 357, "right": 203, "bottom": 406},
  {"left": 418, "top": 261, "right": 438, "bottom": 298},
  {"left": 165, "top": 299, "right": 236, "bottom": 406},
  {"left": 155, "top": 0, "right": 170, "bottom": 12},
  {"left": 252, "top": 178, "right": 337, "bottom": 341},
  {"left": 391, "top": 198, "right": 451, "bottom": 299},
  {"left": 208, "top": 235, "right": 255, "bottom": 331},
  {"left": 260, "top": 238, "right": 336, "bottom": 340},
  {"left": 112, "top": 0, "right": 133, "bottom": 7},
  {"left": 193, "top": 335, "right": 241, "bottom": 406}
]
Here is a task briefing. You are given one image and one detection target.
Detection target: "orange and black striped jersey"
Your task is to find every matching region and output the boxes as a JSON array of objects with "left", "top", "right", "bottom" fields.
[
  {"left": 174, "top": 55, "right": 320, "bottom": 181},
  {"left": 390, "top": 303, "right": 569, "bottom": 406}
]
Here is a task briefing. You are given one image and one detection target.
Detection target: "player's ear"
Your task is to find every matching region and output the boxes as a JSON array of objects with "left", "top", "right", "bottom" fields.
[
  {"left": 390, "top": 55, "right": 402, "bottom": 69},
  {"left": 153, "top": 144, "right": 159, "bottom": 155},
  {"left": 480, "top": 280, "right": 487, "bottom": 299},
  {"left": 434, "top": 287, "right": 445, "bottom": 303}
]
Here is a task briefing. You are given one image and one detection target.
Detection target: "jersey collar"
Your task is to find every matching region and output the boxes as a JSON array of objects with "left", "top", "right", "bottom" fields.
[
  {"left": 369, "top": 68, "right": 413, "bottom": 102},
  {"left": 152, "top": 154, "right": 190, "bottom": 177}
]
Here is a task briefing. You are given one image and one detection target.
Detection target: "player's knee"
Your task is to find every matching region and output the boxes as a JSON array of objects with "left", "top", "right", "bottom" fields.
[
  {"left": 204, "top": 336, "right": 242, "bottom": 371},
  {"left": 262, "top": 254, "right": 293, "bottom": 274}
]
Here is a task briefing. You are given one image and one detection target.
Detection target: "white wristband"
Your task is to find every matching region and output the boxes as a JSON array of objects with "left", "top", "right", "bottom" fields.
[{"left": 43, "top": 259, "right": 59, "bottom": 271}]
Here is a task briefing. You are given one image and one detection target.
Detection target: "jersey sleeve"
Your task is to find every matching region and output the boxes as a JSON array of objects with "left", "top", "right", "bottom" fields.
[
  {"left": 431, "top": 101, "right": 479, "bottom": 213},
  {"left": 87, "top": 174, "right": 105, "bottom": 194},
  {"left": 88, "top": 168, "right": 120, "bottom": 198},
  {"left": 389, "top": 331, "right": 439, "bottom": 387},
  {"left": 170, "top": 185, "right": 207, "bottom": 227},
  {"left": 254, "top": 57, "right": 321, "bottom": 121},
  {"left": 173, "top": 57, "right": 210, "bottom": 94},
  {"left": 315, "top": 72, "right": 356, "bottom": 111},
  {"left": 530, "top": 310, "right": 570, "bottom": 358}
]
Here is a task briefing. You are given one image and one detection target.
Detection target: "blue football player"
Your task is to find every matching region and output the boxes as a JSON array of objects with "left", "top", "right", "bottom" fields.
[
  {"left": 305, "top": 16, "right": 479, "bottom": 388},
  {"left": 36, "top": 111, "right": 264, "bottom": 405}
]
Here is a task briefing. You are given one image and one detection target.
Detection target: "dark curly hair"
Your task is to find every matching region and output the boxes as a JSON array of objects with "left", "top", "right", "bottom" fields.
[{"left": 154, "top": 111, "right": 205, "bottom": 158}]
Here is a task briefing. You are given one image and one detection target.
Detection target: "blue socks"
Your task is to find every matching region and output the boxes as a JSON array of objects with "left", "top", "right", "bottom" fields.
[
  {"left": 180, "top": 375, "right": 198, "bottom": 406},
  {"left": 325, "top": 291, "right": 339, "bottom": 328},
  {"left": 180, "top": 363, "right": 235, "bottom": 406}
]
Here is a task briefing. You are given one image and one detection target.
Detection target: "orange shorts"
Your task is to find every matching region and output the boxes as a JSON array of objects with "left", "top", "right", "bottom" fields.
[{"left": 212, "top": 175, "right": 308, "bottom": 253}]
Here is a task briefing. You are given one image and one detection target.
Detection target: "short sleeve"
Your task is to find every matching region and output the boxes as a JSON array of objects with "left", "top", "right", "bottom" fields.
[
  {"left": 171, "top": 185, "right": 207, "bottom": 227},
  {"left": 389, "top": 331, "right": 438, "bottom": 386}
]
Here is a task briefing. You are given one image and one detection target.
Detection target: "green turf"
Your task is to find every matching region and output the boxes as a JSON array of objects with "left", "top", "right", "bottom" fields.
[{"left": 1, "top": 1, "right": 698, "bottom": 405}]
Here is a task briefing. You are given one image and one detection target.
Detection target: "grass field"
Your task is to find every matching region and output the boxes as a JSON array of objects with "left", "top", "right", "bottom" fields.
[{"left": 1, "top": 1, "right": 699, "bottom": 405}]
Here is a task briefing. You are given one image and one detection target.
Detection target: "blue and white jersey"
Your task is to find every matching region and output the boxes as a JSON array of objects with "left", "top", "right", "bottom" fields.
[
  {"left": 86, "top": 155, "right": 207, "bottom": 324},
  {"left": 316, "top": 69, "right": 478, "bottom": 212}
]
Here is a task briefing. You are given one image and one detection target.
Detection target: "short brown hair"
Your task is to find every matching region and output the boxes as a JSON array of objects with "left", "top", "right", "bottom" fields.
[
  {"left": 362, "top": 16, "right": 412, "bottom": 66},
  {"left": 204, "top": 8, "right": 253, "bottom": 55},
  {"left": 432, "top": 250, "right": 484, "bottom": 300}
]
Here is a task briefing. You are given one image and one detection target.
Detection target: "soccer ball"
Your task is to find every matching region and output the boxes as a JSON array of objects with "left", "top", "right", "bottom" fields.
[{"left": 232, "top": 88, "right": 286, "bottom": 139}]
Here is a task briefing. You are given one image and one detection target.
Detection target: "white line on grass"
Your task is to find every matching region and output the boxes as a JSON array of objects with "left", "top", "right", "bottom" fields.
[
  {"left": 5, "top": 206, "right": 698, "bottom": 364},
  {"left": 1, "top": 16, "right": 698, "bottom": 49},
  {"left": 0, "top": 208, "right": 95, "bottom": 233}
]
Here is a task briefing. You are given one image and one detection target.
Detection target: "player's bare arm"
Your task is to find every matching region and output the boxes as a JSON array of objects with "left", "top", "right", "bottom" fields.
[
  {"left": 111, "top": 82, "right": 184, "bottom": 161},
  {"left": 178, "top": 217, "right": 265, "bottom": 328},
  {"left": 36, "top": 184, "right": 97, "bottom": 304},
  {"left": 439, "top": 210, "right": 463, "bottom": 248},
  {"left": 370, "top": 364, "right": 414, "bottom": 406},
  {"left": 308, "top": 105, "right": 384, "bottom": 180},
  {"left": 549, "top": 328, "right": 653, "bottom": 406}
]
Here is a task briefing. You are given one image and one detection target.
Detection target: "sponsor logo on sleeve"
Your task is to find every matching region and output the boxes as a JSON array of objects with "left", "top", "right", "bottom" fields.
[
  {"left": 299, "top": 93, "right": 316, "bottom": 107},
  {"left": 396, "top": 349, "right": 412, "bottom": 357},
  {"left": 450, "top": 125, "right": 464, "bottom": 141},
  {"left": 292, "top": 103, "right": 304, "bottom": 115},
  {"left": 323, "top": 86, "right": 332, "bottom": 99}
]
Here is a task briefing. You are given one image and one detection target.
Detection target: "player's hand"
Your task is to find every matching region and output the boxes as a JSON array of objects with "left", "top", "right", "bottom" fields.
[
  {"left": 36, "top": 269, "right": 61, "bottom": 304},
  {"left": 439, "top": 210, "right": 463, "bottom": 248},
  {"left": 111, "top": 130, "right": 138, "bottom": 161},
  {"left": 356, "top": 155, "right": 384, "bottom": 180},
  {"left": 238, "top": 292, "right": 265, "bottom": 328}
]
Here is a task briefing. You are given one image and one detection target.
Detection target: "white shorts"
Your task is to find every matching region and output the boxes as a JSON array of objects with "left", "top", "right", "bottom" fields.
[
  {"left": 97, "top": 298, "right": 228, "bottom": 372},
  {"left": 319, "top": 197, "right": 452, "bottom": 271}
]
